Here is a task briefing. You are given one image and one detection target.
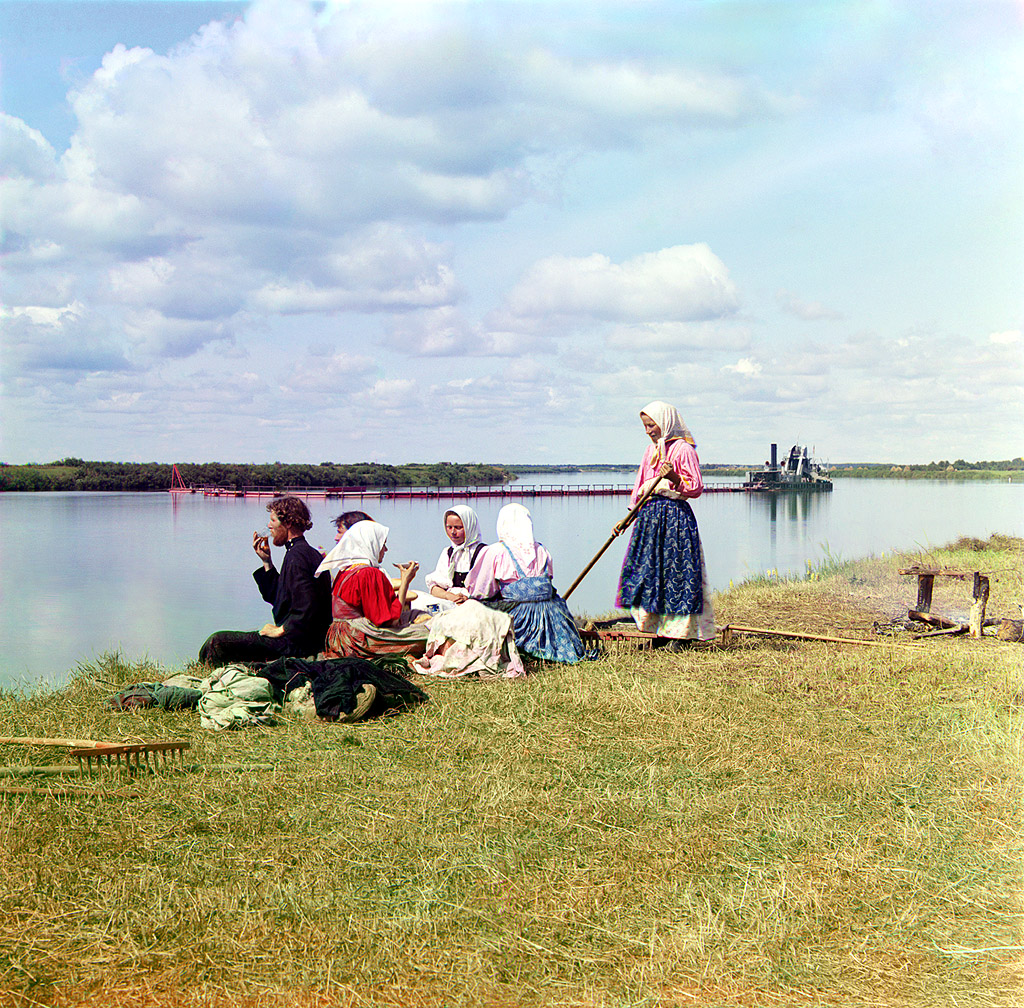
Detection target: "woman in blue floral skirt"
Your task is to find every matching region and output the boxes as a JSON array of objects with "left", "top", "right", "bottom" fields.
[{"left": 616, "top": 401, "right": 716, "bottom": 649}]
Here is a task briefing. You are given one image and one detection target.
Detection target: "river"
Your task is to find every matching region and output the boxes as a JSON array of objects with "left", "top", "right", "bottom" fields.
[{"left": 1, "top": 473, "right": 1020, "bottom": 687}]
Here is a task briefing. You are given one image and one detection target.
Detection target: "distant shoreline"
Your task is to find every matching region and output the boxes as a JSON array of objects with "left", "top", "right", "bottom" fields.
[{"left": 2, "top": 458, "right": 1021, "bottom": 492}]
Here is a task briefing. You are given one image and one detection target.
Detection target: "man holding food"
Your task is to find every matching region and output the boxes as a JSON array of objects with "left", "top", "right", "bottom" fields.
[{"left": 198, "top": 496, "right": 332, "bottom": 666}]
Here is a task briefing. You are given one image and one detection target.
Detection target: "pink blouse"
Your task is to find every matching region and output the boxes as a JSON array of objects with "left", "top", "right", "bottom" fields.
[
  {"left": 464, "top": 542, "right": 554, "bottom": 600},
  {"left": 629, "top": 439, "right": 704, "bottom": 507}
]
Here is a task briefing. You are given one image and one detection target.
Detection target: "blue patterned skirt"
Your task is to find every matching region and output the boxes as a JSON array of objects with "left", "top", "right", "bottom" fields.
[
  {"left": 489, "top": 575, "right": 585, "bottom": 664},
  {"left": 505, "top": 596, "right": 585, "bottom": 663},
  {"left": 616, "top": 496, "right": 705, "bottom": 615}
]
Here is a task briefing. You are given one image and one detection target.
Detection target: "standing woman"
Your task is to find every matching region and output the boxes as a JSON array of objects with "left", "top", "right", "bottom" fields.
[
  {"left": 424, "top": 506, "right": 487, "bottom": 603},
  {"left": 616, "top": 401, "right": 716, "bottom": 648}
]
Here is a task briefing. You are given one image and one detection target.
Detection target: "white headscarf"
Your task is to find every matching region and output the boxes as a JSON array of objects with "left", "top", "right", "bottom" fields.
[
  {"left": 640, "top": 400, "right": 696, "bottom": 465},
  {"left": 444, "top": 505, "right": 482, "bottom": 578},
  {"left": 495, "top": 503, "right": 541, "bottom": 569},
  {"left": 316, "top": 520, "right": 389, "bottom": 577}
]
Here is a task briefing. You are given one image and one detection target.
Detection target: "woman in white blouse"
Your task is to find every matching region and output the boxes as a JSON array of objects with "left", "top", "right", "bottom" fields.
[{"left": 424, "top": 505, "right": 487, "bottom": 603}]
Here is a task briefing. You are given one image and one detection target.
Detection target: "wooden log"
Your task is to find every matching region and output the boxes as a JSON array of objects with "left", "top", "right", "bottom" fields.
[
  {"left": 997, "top": 619, "right": 1024, "bottom": 642},
  {"left": 908, "top": 610, "right": 964, "bottom": 630},
  {"left": 969, "top": 574, "right": 990, "bottom": 638},
  {"left": 911, "top": 626, "right": 969, "bottom": 639}
]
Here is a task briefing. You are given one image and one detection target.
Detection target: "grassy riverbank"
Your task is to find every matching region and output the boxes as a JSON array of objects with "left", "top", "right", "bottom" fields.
[{"left": 2, "top": 536, "right": 1022, "bottom": 1007}]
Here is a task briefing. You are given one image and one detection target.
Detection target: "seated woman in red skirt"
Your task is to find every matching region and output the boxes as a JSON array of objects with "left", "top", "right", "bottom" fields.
[{"left": 316, "top": 520, "right": 430, "bottom": 660}]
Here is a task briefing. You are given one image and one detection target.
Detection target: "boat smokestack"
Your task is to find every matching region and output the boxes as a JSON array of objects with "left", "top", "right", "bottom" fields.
[{"left": 770, "top": 443, "right": 777, "bottom": 469}]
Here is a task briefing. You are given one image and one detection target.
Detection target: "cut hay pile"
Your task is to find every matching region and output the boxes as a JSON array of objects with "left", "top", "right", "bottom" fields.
[{"left": 1, "top": 536, "right": 1021, "bottom": 1007}]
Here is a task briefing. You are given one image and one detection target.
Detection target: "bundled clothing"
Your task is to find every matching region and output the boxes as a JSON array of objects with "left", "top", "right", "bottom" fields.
[
  {"left": 424, "top": 505, "right": 487, "bottom": 596},
  {"left": 198, "top": 665, "right": 278, "bottom": 730},
  {"left": 106, "top": 675, "right": 204, "bottom": 712},
  {"left": 316, "top": 521, "right": 429, "bottom": 660},
  {"left": 616, "top": 401, "right": 716, "bottom": 641},
  {"left": 256, "top": 655, "right": 428, "bottom": 722},
  {"left": 466, "top": 504, "right": 585, "bottom": 664},
  {"left": 105, "top": 659, "right": 425, "bottom": 728},
  {"left": 199, "top": 535, "right": 332, "bottom": 666},
  {"left": 106, "top": 669, "right": 277, "bottom": 730}
]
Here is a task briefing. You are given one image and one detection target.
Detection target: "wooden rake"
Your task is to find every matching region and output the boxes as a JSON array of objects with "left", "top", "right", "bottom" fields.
[
  {"left": 0, "top": 737, "right": 191, "bottom": 776},
  {"left": 70, "top": 741, "right": 190, "bottom": 775}
]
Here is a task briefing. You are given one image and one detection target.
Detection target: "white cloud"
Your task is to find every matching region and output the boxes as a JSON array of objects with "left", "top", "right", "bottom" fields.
[
  {"left": 776, "top": 289, "right": 842, "bottom": 321},
  {"left": 281, "top": 350, "right": 377, "bottom": 395},
  {"left": 1, "top": 0, "right": 1020, "bottom": 465},
  {"left": 383, "top": 307, "right": 537, "bottom": 358},
  {"left": 989, "top": 329, "right": 1021, "bottom": 345},
  {"left": 0, "top": 114, "right": 58, "bottom": 181},
  {"left": 352, "top": 377, "right": 420, "bottom": 414},
  {"left": 521, "top": 51, "right": 781, "bottom": 128},
  {"left": 250, "top": 226, "right": 459, "bottom": 315},
  {"left": 606, "top": 321, "right": 750, "bottom": 352},
  {"left": 505, "top": 244, "right": 739, "bottom": 323},
  {"left": 723, "top": 357, "right": 763, "bottom": 378}
]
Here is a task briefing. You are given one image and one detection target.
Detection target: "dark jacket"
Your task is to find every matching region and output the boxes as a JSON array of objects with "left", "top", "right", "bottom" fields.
[{"left": 253, "top": 536, "right": 331, "bottom": 656}]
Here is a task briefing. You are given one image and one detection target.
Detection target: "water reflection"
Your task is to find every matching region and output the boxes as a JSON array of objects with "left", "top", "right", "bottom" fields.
[
  {"left": 2, "top": 477, "right": 1020, "bottom": 685},
  {"left": 750, "top": 489, "right": 832, "bottom": 574}
]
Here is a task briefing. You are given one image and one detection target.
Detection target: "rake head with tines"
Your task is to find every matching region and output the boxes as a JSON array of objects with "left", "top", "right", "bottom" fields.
[{"left": 69, "top": 741, "right": 191, "bottom": 776}]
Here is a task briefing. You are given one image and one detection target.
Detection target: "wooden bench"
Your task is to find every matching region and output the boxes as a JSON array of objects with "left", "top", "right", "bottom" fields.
[{"left": 899, "top": 566, "right": 990, "bottom": 638}]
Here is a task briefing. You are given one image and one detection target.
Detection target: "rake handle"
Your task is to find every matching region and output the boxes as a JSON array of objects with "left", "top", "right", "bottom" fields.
[
  {"left": 562, "top": 475, "right": 665, "bottom": 601},
  {"left": 0, "top": 737, "right": 100, "bottom": 748}
]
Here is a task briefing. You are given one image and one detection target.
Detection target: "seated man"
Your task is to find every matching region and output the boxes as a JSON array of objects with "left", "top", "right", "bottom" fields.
[{"left": 199, "top": 496, "right": 331, "bottom": 666}]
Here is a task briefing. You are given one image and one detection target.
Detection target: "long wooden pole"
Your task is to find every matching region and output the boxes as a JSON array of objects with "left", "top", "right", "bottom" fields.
[
  {"left": 721, "top": 624, "right": 922, "bottom": 648},
  {"left": 562, "top": 476, "right": 665, "bottom": 600},
  {"left": 0, "top": 737, "right": 100, "bottom": 748}
]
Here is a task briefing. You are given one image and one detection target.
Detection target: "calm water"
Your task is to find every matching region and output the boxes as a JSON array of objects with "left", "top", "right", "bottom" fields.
[{"left": 1, "top": 474, "right": 1021, "bottom": 687}]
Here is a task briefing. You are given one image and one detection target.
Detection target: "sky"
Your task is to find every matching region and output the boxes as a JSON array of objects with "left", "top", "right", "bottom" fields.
[{"left": 1, "top": 0, "right": 1021, "bottom": 467}]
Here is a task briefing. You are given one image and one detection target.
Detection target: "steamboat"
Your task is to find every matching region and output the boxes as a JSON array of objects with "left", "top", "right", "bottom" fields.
[{"left": 744, "top": 443, "right": 833, "bottom": 491}]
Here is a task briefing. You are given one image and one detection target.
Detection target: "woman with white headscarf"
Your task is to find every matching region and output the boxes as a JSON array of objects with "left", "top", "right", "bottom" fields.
[
  {"left": 616, "top": 401, "right": 716, "bottom": 649},
  {"left": 424, "top": 506, "right": 487, "bottom": 603},
  {"left": 316, "top": 520, "right": 430, "bottom": 659},
  {"left": 464, "top": 503, "right": 585, "bottom": 664}
]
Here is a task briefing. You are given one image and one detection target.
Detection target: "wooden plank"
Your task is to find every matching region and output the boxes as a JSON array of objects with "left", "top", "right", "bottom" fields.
[{"left": 898, "top": 567, "right": 971, "bottom": 579}]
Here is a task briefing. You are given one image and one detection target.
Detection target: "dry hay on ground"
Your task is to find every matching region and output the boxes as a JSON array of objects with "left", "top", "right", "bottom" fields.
[{"left": 2, "top": 536, "right": 1022, "bottom": 1008}]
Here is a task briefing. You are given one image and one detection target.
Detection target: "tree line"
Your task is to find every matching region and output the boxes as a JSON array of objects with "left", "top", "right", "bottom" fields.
[
  {"left": 0, "top": 459, "right": 515, "bottom": 492},
  {"left": 831, "top": 458, "right": 1024, "bottom": 478}
]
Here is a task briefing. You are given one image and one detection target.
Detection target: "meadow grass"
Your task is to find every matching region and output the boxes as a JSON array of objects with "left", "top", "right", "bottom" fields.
[{"left": 1, "top": 536, "right": 1021, "bottom": 1007}]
